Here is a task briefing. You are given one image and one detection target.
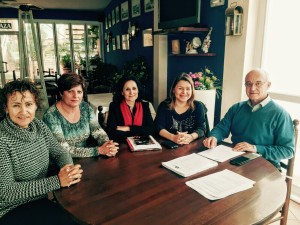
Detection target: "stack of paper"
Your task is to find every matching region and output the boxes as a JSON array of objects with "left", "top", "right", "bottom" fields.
[
  {"left": 186, "top": 169, "right": 255, "bottom": 200},
  {"left": 162, "top": 153, "right": 218, "bottom": 177},
  {"left": 198, "top": 145, "right": 244, "bottom": 162}
]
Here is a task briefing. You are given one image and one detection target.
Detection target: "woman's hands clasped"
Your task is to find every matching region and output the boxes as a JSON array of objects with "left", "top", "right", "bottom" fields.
[
  {"left": 172, "top": 132, "right": 194, "bottom": 145},
  {"left": 98, "top": 140, "right": 119, "bottom": 157},
  {"left": 58, "top": 164, "right": 83, "bottom": 188}
]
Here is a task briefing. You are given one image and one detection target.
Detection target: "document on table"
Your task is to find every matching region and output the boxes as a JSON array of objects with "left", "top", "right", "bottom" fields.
[
  {"left": 162, "top": 153, "right": 218, "bottom": 177},
  {"left": 198, "top": 144, "right": 244, "bottom": 162},
  {"left": 186, "top": 169, "right": 256, "bottom": 200}
]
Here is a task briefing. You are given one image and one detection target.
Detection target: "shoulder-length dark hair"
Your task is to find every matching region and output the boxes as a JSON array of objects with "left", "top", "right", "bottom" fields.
[
  {"left": 167, "top": 73, "right": 195, "bottom": 110},
  {"left": 57, "top": 73, "right": 87, "bottom": 94},
  {"left": 0, "top": 79, "right": 40, "bottom": 118},
  {"left": 113, "top": 76, "right": 144, "bottom": 103}
]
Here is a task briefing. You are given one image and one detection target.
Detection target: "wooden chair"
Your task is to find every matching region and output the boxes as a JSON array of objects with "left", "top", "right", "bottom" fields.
[{"left": 266, "top": 119, "right": 299, "bottom": 225}]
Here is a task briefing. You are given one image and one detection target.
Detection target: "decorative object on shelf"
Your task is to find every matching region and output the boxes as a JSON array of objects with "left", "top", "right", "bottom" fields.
[
  {"left": 128, "top": 21, "right": 139, "bottom": 40},
  {"left": 225, "top": 2, "right": 243, "bottom": 36},
  {"left": 210, "top": 0, "right": 225, "bottom": 7},
  {"left": 185, "top": 37, "right": 202, "bottom": 54},
  {"left": 201, "top": 27, "right": 212, "bottom": 53},
  {"left": 172, "top": 39, "right": 180, "bottom": 54}
]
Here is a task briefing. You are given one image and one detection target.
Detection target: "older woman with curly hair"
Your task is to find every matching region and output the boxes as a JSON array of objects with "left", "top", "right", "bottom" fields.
[{"left": 0, "top": 80, "right": 82, "bottom": 225}]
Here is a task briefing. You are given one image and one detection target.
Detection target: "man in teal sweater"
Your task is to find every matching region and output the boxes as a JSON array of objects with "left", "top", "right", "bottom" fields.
[{"left": 203, "top": 69, "right": 294, "bottom": 168}]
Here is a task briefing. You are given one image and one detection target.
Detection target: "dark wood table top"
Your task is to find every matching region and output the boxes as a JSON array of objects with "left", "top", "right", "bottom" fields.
[{"left": 54, "top": 139, "right": 286, "bottom": 225}]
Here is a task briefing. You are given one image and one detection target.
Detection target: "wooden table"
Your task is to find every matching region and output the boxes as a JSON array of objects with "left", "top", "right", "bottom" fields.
[{"left": 54, "top": 139, "right": 286, "bottom": 225}]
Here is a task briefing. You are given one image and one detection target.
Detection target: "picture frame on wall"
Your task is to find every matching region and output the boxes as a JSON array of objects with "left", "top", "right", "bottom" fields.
[
  {"left": 121, "top": 1, "right": 129, "bottom": 21},
  {"left": 210, "top": 0, "right": 225, "bottom": 7},
  {"left": 112, "top": 37, "right": 116, "bottom": 50},
  {"left": 143, "top": 28, "right": 153, "bottom": 47},
  {"left": 116, "top": 35, "right": 121, "bottom": 49},
  {"left": 144, "top": 0, "right": 154, "bottom": 13},
  {"left": 131, "top": 0, "right": 141, "bottom": 18},
  {"left": 107, "top": 13, "right": 111, "bottom": 28},
  {"left": 111, "top": 9, "right": 115, "bottom": 26},
  {"left": 105, "top": 17, "right": 108, "bottom": 29},
  {"left": 115, "top": 5, "right": 120, "bottom": 23},
  {"left": 122, "top": 34, "right": 130, "bottom": 50}
]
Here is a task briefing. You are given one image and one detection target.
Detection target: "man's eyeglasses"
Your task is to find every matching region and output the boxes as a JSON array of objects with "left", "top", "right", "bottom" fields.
[{"left": 244, "top": 81, "right": 266, "bottom": 88}]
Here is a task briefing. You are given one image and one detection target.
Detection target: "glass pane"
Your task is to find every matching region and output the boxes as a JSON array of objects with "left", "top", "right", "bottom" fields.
[
  {"left": 72, "top": 24, "right": 86, "bottom": 75},
  {"left": 0, "top": 19, "right": 19, "bottom": 32},
  {"left": 39, "top": 23, "right": 56, "bottom": 75},
  {"left": 0, "top": 34, "right": 20, "bottom": 85},
  {"left": 56, "top": 24, "right": 71, "bottom": 74},
  {"left": 87, "top": 25, "right": 100, "bottom": 58},
  {"left": 263, "top": 0, "right": 300, "bottom": 95}
]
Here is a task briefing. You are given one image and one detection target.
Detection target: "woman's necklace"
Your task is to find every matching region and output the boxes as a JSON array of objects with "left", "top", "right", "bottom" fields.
[{"left": 59, "top": 101, "right": 80, "bottom": 123}]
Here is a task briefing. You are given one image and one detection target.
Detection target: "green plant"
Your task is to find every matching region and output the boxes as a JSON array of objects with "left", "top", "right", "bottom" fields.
[
  {"left": 115, "top": 56, "right": 151, "bottom": 84},
  {"left": 89, "top": 55, "right": 118, "bottom": 93},
  {"left": 60, "top": 53, "right": 71, "bottom": 68}
]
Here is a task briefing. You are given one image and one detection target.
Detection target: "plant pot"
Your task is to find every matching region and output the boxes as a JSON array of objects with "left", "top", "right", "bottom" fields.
[{"left": 194, "top": 89, "right": 216, "bottom": 130}]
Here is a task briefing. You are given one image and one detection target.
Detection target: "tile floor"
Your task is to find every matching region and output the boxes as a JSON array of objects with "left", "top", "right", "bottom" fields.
[{"left": 271, "top": 200, "right": 300, "bottom": 225}]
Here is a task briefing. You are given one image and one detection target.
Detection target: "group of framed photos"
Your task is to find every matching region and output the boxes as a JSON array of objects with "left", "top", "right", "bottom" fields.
[
  {"left": 105, "top": 0, "right": 154, "bottom": 29},
  {"left": 105, "top": 0, "right": 154, "bottom": 52}
]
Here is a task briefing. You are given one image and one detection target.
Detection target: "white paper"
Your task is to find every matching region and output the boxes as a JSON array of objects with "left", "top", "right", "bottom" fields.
[
  {"left": 186, "top": 169, "right": 255, "bottom": 200},
  {"left": 162, "top": 153, "right": 218, "bottom": 177},
  {"left": 198, "top": 145, "right": 244, "bottom": 162}
]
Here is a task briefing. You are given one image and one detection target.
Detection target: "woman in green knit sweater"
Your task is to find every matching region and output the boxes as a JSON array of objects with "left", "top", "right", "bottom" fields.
[{"left": 0, "top": 80, "right": 82, "bottom": 225}]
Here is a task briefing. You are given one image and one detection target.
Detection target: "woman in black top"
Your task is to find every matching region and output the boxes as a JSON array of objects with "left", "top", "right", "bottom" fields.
[{"left": 107, "top": 76, "right": 155, "bottom": 140}]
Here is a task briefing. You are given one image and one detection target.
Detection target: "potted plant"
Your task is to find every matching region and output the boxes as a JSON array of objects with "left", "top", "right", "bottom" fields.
[
  {"left": 188, "top": 67, "right": 222, "bottom": 129},
  {"left": 60, "top": 53, "right": 71, "bottom": 73}
]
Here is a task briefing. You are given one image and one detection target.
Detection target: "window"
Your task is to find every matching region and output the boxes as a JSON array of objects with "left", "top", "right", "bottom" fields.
[{"left": 262, "top": 0, "right": 300, "bottom": 202}]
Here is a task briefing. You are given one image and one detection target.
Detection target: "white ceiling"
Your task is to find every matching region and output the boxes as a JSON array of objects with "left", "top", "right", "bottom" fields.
[{"left": 0, "top": 0, "right": 112, "bottom": 11}]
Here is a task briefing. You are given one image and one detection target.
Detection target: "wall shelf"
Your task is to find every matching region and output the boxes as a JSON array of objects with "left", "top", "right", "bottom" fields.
[
  {"left": 169, "top": 53, "right": 216, "bottom": 57},
  {"left": 154, "top": 27, "right": 209, "bottom": 35}
]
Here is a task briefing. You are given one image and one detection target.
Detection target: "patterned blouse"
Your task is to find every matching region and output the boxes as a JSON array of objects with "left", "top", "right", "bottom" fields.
[
  {"left": 0, "top": 117, "right": 73, "bottom": 218},
  {"left": 43, "top": 101, "right": 109, "bottom": 158}
]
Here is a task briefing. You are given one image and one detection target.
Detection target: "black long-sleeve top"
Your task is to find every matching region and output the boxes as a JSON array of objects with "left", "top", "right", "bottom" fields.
[{"left": 107, "top": 101, "right": 155, "bottom": 140}]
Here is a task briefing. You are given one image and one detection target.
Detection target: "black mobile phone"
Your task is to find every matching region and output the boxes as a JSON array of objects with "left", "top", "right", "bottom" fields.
[
  {"left": 161, "top": 140, "right": 178, "bottom": 149},
  {"left": 230, "top": 156, "right": 250, "bottom": 166},
  {"left": 135, "top": 136, "right": 150, "bottom": 145}
]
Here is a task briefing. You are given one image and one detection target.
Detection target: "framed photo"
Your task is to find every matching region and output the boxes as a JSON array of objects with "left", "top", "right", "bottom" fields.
[
  {"left": 210, "top": 0, "right": 225, "bottom": 7},
  {"left": 112, "top": 37, "right": 116, "bottom": 51},
  {"left": 107, "top": 13, "right": 111, "bottom": 28},
  {"left": 122, "top": 34, "right": 130, "bottom": 50},
  {"left": 121, "top": 1, "right": 129, "bottom": 21},
  {"left": 115, "top": 5, "right": 120, "bottom": 23},
  {"left": 144, "top": 0, "right": 154, "bottom": 13},
  {"left": 111, "top": 9, "right": 115, "bottom": 26},
  {"left": 131, "top": 0, "right": 141, "bottom": 18},
  {"left": 143, "top": 28, "right": 153, "bottom": 47},
  {"left": 105, "top": 17, "right": 108, "bottom": 29},
  {"left": 116, "top": 35, "right": 121, "bottom": 49}
]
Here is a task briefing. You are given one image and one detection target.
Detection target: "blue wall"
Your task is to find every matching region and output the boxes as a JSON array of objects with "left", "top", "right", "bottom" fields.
[
  {"left": 167, "top": 1, "right": 227, "bottom": 125},
  {"left": 104, "top": 0, "right": 154, "bottom": 101}
]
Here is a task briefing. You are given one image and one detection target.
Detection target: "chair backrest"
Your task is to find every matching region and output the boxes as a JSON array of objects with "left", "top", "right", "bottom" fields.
[{"left": 267, "top": 119, "right": 299, "bottom": 225}]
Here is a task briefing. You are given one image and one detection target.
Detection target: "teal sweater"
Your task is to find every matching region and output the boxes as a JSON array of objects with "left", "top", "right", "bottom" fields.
[
  {"left": 0, "top": 117, "right": 73, "bottom": 218},
  {"left": 210, "top": 100, "right": 294, "bottom": 165},
  {"left": 43, "top": 101, "right": 109, "bottom": 158}
]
